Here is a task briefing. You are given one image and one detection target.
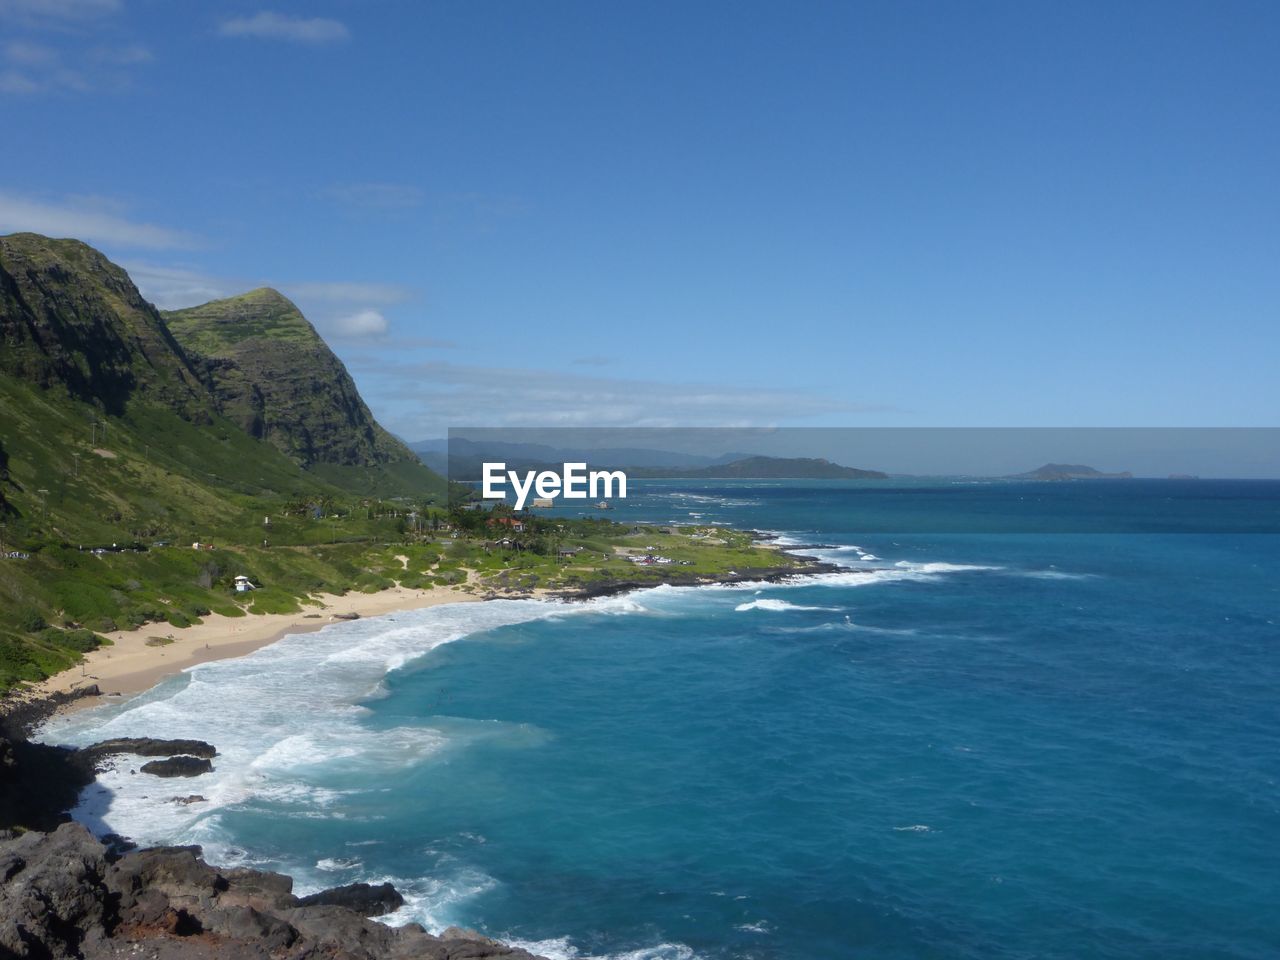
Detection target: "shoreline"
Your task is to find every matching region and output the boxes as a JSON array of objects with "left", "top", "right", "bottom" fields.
[
  {"left": 17, "top": 582, "right": 488, "bottom": 718},
  {"left": 9, "top": 548, "right": 833, "bottom": 723}
]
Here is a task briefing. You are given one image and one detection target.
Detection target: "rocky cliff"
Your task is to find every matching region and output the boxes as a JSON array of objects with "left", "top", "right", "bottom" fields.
[{"left": 164, "top": 289, "right": 419, "bottom": 469}]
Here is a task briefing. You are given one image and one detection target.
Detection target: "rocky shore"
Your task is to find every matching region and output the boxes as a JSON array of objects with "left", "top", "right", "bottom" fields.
[
  {"left": 547, "top": 555, "right": 839, "bottom": 601},
  {"left": 0, "top": 699, "right": 546, "bottom": 960},
  {"left": 0, "top": 824, "right": 545, "bottom": 959}
]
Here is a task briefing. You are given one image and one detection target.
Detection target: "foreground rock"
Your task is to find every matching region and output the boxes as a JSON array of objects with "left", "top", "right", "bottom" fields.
[{"left": 0, "top": 824, "right": 546, "bottom": 960}]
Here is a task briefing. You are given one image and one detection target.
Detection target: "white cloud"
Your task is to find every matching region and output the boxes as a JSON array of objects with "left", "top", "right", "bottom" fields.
[
  {"left": 331, "top": 308, "right": 389, "bottom": 339},
  {"left": 0, "top": 191, "right": 200, "bottom": 249},
  {"left": 218, "top": 11, "right": 349, "bottom": 44}
]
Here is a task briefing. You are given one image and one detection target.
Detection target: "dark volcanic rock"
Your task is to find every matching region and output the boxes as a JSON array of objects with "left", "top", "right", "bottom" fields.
[
  {"left": 0, "top": 733, "right": 95, "bottom": 833},
  {"left": 139, "top": 755, "right": 214, "bottom": 777},
  {"left": 82, "top": 737, "right": 217, "bottom": 762},
  {"left": 297, "top": 881, "right": 406, "bottom": 916},
  {"left": 0, "top": 822, "right": 110, "bottom": 959},
  {"left": 0, "top": 827, "right": 548, "bottom": 960}
]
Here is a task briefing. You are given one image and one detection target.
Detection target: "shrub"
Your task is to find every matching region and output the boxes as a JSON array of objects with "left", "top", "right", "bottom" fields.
[{"left": 16, "top": 607, "right": 47, "bottom": 633}]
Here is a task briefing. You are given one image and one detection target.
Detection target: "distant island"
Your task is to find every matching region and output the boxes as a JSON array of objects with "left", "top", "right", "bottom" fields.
[
  {"left": 630, "top": 456, "right": 888, "bottom": 480},
  {"left": 1010, "top": 463, "right": 1134, "bottom": 481}
]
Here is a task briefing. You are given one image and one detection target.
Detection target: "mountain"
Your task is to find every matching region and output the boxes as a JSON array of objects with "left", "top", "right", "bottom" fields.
[
  {"left": 0, "top": 233, "right": 208, "bottom": 418},
  {"left": 164, "top": 289, "right": 420, "bottom": 472},
  {"left": 1011, "top": 463, "right": 1134, "bottom": 481},
  {"left": 0, "top": 232, "right": 445, "bottom": 688},
  {"left": 632, "top": 456, "right": 888, "bottom": 479}
]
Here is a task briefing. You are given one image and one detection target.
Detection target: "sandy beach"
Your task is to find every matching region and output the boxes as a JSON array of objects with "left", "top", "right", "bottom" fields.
[{"left": 32, "top": 582, "right": 485, "bottom": 706}]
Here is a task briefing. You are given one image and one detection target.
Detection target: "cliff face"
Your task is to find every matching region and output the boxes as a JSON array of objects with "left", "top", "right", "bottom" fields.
[
  {"left": 164, "top": 290, "right": 417, "bottom": 469},
  {"left": 0, "top": 234, "right": 208, "bottom": 418}
]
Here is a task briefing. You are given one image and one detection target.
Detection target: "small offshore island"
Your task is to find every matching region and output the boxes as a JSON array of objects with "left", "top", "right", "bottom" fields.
[{"left": 0, "top": 232, "right": 830, "bottom": 959}]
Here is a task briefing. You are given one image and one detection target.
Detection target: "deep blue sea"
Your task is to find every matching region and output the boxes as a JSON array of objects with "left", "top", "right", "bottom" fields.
[{"left": 42, "top": 480, "right": 1280, "bottom": 960}]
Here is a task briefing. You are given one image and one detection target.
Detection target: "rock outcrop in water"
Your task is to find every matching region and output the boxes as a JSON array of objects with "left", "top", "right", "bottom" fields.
[
  {"left": 137, "top": 755, "right": 214, "bottom": 778},
  {"left": 0, "top": 824, "right": 546, "bottom": 960}
]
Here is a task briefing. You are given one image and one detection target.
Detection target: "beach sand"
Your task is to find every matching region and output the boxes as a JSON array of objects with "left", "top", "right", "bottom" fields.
[{"left": 33, "top": 583, "right": 485, "bottom": 707}]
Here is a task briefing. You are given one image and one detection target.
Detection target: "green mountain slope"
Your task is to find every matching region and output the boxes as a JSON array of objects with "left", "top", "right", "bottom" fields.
[
  {"left": 0, "top": 233, "right": 208, "bottom": 417},
  {"left": 0, "top": 233, "right": 446, "bottom": 690}
]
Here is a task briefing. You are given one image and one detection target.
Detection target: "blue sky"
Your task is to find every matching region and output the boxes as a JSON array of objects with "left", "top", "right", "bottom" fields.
[{"left": 1, "top": 0, "right": 1276, "bottom": 439}]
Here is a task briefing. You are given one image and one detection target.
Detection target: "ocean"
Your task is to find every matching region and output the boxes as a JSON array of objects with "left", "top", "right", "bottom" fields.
[{"left": 40, "top": 479, "right": 1280, "bottom": 960}]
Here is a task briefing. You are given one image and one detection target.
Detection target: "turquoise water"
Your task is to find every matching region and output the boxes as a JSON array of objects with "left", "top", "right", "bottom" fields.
[{"left": 44, "top": 480, "right": 1280, "bottom": 959}]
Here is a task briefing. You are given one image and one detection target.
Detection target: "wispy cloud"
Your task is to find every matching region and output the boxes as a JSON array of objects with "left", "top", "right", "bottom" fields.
[
  {"left": 0, "top": 70, "right": 41, "bottom": 93},
  {"left": 0, "top": 36, "right": 150, "bottom": 94},
  {"left": 571, "top": 355, "right": 615, "bottom": 367},
  {"left": 122, "top": 262, "right": 237, "bottom": 309},
  {"left": 0, "top": 191, "right": 200, "bottom": 249},
  {"left": 4, "top": 40, "right": 57, "bottom": 64},
  {"left": 321, "top": 182, "right": 424, "bottom": 212},
  {"left": 0, "top": 0, "right": 120, "bottom": 24},
  {"left": 218, "top": 11, "right": 349, "bottom": 44},
  {"left": 343, "top": 357, "right": 861, "bottom": 438}
]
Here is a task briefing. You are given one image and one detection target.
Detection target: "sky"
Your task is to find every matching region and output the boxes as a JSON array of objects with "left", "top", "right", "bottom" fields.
[{"left": 1, "top": 0, "right": 1277, "bottom": 442}]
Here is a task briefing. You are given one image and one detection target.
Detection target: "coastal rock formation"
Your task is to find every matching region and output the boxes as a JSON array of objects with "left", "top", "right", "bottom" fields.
[
  {"left": 138, "top": 756, "right": 214, "bottom": 778},
  {"left": 0, "top": 825, "right": 547, "bottom": 960},
  {"left": 296, "top": 882, "right": 405, "bottom": 916},
  {"left": 80, "top": 738, "right": 217, "bottom": 764}
]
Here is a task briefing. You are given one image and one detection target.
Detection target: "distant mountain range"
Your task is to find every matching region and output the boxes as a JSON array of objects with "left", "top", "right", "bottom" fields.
[
  {"left": 417, "top": 441, "right": 1143, "bottom": 483},
  {"left": 628, "top": 456, "right": 887, "bottom": 479},
  {"left": 413, "top": 438, "right": 887, "bottom": 480},
  {"left": 1010, "top": 463, "right": 1134, "bottom": 481}
]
